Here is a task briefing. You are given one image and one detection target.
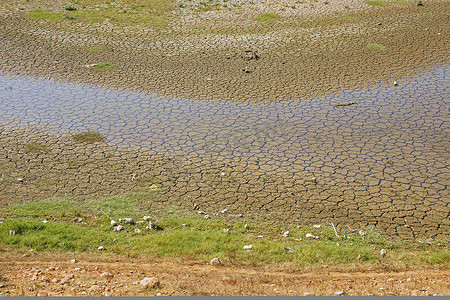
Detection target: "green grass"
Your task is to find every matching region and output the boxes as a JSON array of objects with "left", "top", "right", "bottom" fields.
[
  {"left": 253, "top": 13, "right": 279, "bottom": 22},
  {"left": 71, "top": 131, "right": 106, "bottom": 143},
  {"left": 25, "top": 9, "right": 65, "bottom": 22},
  {"left": 365, "top": 0, "right": 390, "bottom": 6},
  {"left": 23, "top": 0, "right": 173, "bottom": 27},
  {"left": 0, "top": 193, "right": 448, "bottom": 268},
  {"left": 367, "top": 43, "right": 387, "bottom": 51}
]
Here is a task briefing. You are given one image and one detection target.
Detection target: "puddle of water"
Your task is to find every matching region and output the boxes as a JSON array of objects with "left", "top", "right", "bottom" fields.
[{"left": 0, "top": 67, "right": 449, "bottom": 204}]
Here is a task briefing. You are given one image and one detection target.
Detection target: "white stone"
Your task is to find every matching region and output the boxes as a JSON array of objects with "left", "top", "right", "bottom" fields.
[
  {"left": 210, "top": 258, "right": 221, "bottom": 265},
  {"left": 243, "top": 245, "right": 252, "bottom": 250},
  {"left": 113, "top": 225, "right": 124, "bottom": 232},
  {"left": 140, "top": 277, "right": 160, "bottom": 289}
]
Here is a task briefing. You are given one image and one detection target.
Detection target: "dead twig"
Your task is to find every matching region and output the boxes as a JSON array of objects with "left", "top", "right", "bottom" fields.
[{"left": 330, "top": 222, "right": 340, "bottom": 238}]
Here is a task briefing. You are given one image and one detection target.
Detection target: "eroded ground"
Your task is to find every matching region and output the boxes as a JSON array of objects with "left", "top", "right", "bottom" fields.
[{"left": 1, "top": 125, "right": 448, "bottom": 239}]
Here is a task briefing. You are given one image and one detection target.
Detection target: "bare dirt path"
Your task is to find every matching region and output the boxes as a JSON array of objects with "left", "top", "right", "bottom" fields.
[{"left": 0, "top": 251, "right": 449, "bottom": 296}]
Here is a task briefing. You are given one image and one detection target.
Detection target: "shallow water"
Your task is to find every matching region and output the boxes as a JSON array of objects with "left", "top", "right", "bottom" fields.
[{"left": 1, "top": 67, "right": 449, "bottom": 205}]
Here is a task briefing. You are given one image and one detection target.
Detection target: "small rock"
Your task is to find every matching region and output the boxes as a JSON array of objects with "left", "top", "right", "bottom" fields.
[
  {"left": 73, "top": 218, "right": 83, "bottom": 223},
  {"left": 98, "top": 246, "right": 105, "bottom": 251},
  {"left": 9, "top": 230, "right": 15, "bottom": 236},
  {"left": 243, "top": 245, "right": 252, "bottom": 250},
  {"left": 282, "top": 230, "right": 290, "bottom": 237},
  {"left": 220, "top": 172, "right": 226, "bottom": 176},
  {"left": 100, "top": 272, "right": 114, "bottom": 280},
  {"left": 37, "top": 291, "right": 48, "bottom": 297},
  {"left": 359, "top": 230, "right": 365, "bottom": 236},
  {"left": 244, "top": 224, "right": 248, "bottom": 229},
  {"left": 110, "top": 220, "right": 116, "bottom": 226},
  {"left": 143, "top": 216, "right": 152, "bottom": 220},
  {"left": 313, "top": 225, "right": 321, "bottom": 228},
  {"left": 284, "top": 247, "right": 294, "bottom": 254},
  {"left": 134, "top": 228, "right": 141, "bottom": 233},
  {"left": 394, "top": 81, "right": 398, "bottom": 86},
  {"left": 223, "top": 228, "right": 230, "bottom": 232},
  {"left": 42, "top": 219, "right": 49, "bottom": 223},
  {"left": 306, "top": 233, "right": 319, "bottom": 239},
  {"left": 148, "top": 220, "right": 158, "bottom": 230},
  {"left": 140, "top": 277, "right": 160, "bottom": 289},
  {"left": 113, "top": 225, "right": 124, "bottom": 232},
  {"left": 204, "top": 215, "right": 210, "bottom": 219},
  {"left": 71, "top": 259, "right": 77, "bottom": 263},
  {"left": 118, "top": 218, "right": 134, "bottom": 224},
  {"left": 220, "top": 209, "right": 228, "bottom": 214},
  {"left": 17, "top": 178, "right": 24, "bottom": 182},
  {"left": 304, "top": 292, "right": 315, "bottom": 296},
  {"left": 380, "top": 249, "right": 387, "bottom": 257},
  {"left": 210, "top": 258, "right": 221, "bottom": 265},
  {"left": 335, "top": 291, "right": 345, "bottom": 296}
]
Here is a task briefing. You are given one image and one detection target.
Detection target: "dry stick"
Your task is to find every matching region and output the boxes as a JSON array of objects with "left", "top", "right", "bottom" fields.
[
  {"left": 330, "top": 222, "right": 340, "bottom": 238},
  {"left": 346, "top": 224, "right": 356, "bottom": 232}
]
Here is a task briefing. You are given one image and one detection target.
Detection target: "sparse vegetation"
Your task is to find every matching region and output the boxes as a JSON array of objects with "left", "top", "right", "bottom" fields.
[{"left": 71, "top": 131, "right": 106, "bottom": 143}]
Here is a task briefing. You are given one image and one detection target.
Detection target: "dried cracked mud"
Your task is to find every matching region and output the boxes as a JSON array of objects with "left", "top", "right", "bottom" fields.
[{"left": 0, "top": 0, "right": 449, "bottom": 240}]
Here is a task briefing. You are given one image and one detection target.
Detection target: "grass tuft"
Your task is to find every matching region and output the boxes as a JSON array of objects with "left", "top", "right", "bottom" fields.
[
  {"left": 26, "top": 142, "right": 49, "bottom": 153},
  {"left": 88, "top": 62, "right": 114, "bottom": 71},
  {"left": 367, "top": 43, "right": 387, "bottom": 51},
  {"left": 71, "top": 131, "right": 106, "bottom": 143},
  {"left": 253, "top": 13, "right": 279, "bottom": 22},
  {"left": 365, "top": 0, "right": 390, "bottom": 6}
]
